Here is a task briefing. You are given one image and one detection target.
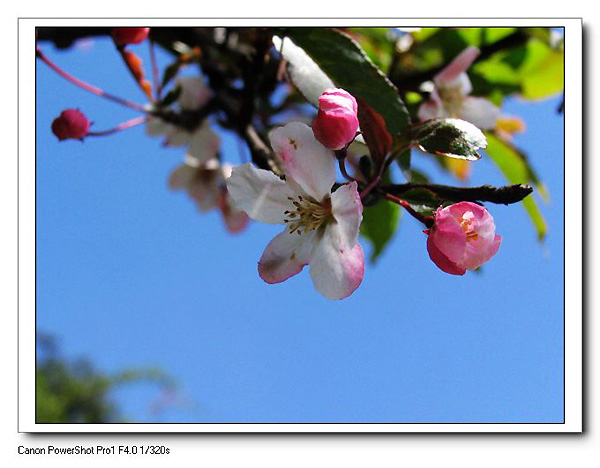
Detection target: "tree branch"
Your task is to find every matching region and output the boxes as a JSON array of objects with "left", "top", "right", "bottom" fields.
[{"left": 382, "top": 183, "right": 533, "bottom": 205}]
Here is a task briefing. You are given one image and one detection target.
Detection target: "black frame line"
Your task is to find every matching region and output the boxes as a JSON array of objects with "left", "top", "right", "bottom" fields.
[{"left": 21, "top": 19, "right": 576, "bottom": 432}]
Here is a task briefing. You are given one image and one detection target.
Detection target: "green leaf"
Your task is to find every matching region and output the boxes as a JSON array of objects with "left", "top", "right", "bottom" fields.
[
  {"left": 520, "top": 48, "right": 564, "bottom": 99},
  {"left": 484, "top": 132, "right": 547, "bottom": 239},
  {"left": 409, "top": 118, "right": 487, "bottom": 161},
  {"left": 360, "top": 198, "right": 401, "bottom": 263},
  {"left": 161, "top": 62, "right": 182, "bottom": 88},
  {"left": 281, "top": 28, "right": 411, "bottom": 136}
]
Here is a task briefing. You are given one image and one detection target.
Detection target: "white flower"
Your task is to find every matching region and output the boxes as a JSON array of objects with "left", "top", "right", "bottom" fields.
[
  {"left": 227, "top": 122, "right": 365, "bottom": 300},
  {"left": 169, "top": 158, "right": 249, "bottom": 234},
  {"left": 146, "top": 76, "right": 218, "bottom": 164},
  {"left": 418, "top": 46, "right": 501, "bottom": 130}
]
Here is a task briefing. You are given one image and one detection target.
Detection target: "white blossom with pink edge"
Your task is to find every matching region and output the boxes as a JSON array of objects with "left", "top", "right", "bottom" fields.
[
  {"left": 418, "top": 46, "right": 501, "bottom": 130},
  {"left": 427, "top": 201, "right": 502, "bottom": 275},
  {"left": 226, "top": 122, "right": 365, "bottom": 300},
  {"left": 170, "top": 158, "right": 249, "bottom": 234}
]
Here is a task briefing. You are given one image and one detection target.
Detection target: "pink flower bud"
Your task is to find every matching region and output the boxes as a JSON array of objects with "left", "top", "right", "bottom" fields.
[
  {"left": 51, "top": 109, "right": 91, "bottom": 141},
  {"left": 427, "top": 201, "right": 502, "bottom": 275},
  {"left": 111, "top": 28, "right": 150, "bottom": 46},
  {"left": 312, "top": 88, "right": 359, "bottom": 150}
]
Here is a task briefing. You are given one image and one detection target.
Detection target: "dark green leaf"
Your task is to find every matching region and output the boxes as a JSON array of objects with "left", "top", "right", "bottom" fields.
[
  {"left": 159, "top": 85, "right": 182, "bottom": 108},
  {"left": 281, "top": 28, "right": 411, "bottom": 136},
  {"left": 161, "top": 62, "right": 182, "bottom": 89}
]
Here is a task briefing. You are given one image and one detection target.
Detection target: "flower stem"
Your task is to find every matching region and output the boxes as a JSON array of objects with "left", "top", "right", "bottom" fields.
[
  {"left": 338, "top": 157, "right": 356, "bottom": 183},
  {"left": 36, "top": 47, "right": 148, "bottom": 113},
  {"left": 87, "top": 116, "right": 147, "bottom": 137},
  {"left": 382, "top": 192, "right": 434, "bottom": 227}
]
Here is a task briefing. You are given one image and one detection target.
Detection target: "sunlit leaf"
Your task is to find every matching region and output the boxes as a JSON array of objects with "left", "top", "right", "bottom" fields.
[
  {"left": 409, "top": 118, "right": 487, "bottom": 161},
  {"left": 484, "top": 132, "right": 547, "bottom": 239}
]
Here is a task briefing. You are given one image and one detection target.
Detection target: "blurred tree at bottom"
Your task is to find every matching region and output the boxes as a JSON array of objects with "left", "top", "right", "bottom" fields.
[{"left": 36, "top": 333, "right": 174, "bottom": 423}]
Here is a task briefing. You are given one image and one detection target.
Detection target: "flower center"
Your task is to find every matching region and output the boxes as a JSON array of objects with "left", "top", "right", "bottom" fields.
[
  {"left": 438, "top": 84, "right": 465, "bottom": 116},
  {"left": 283, "top": 195, "right": 332, "bottom": 235},
  {"left": 458, "top": 211, "right": 479, "bottom": 241}
]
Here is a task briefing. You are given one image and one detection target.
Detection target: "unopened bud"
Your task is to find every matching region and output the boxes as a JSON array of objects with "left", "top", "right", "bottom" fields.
[
  {"left": 51, "top": 109, "right": 91, "bottom": 141},
  {"left": 312, "top": 88, "right": 359, "bottom": 150},
  {"left": 111, "top": 28, "right": 150, "bottom": 46}
]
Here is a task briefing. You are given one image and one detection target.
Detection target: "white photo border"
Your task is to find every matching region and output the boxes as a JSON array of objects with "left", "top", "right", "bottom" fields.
[{"left": 18, "top": 17, "right": 583, "bottom": 433}]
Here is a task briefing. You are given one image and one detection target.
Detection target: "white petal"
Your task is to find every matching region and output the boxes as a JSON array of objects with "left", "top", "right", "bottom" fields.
[
  {"left": 258, "top": 229, "right": 314, "bottom": 284},
  {"left": 272, "top": 36, "right": 335, "bottom": 107},
  {"left": 146, "top": 116, "right": 170, "bottom": 136},
  {"left": 309, "top": 223, "right": 365, "bottom": 300},
  {"left": 164, "top": 126, "right": 193, "bottom": 147},
  {"left": 177, "top": 76, "right": 212, "bottom": 111},
  {"left": 441, "top": 72, "right": 473, "bottom": 96},
  {"left": 270, "top": 122, "right": 335, "bottom": 201},
  {"left": 330, "top": 182, "right": 363, "bottom": 248},
  {"left": 460, "top": 97, "right": 501, "bottom": 130},
  {"left": 226, "top": 163, "right": 296, "bottom": 224},
  {"left": 186, "top": 122, "right": 221, "bottom": 164}
]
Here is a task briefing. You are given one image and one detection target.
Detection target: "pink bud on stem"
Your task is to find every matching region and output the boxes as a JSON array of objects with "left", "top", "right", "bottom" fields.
[
  {"left": 51, "top": 109, "right": 91, "bottom": 141},
  {"left": 111, "top": 28, "right": 151, "bottom": 46},
  {"left": 312, "top": 88, "right": 359, "bottom": 150},
  {"left": 426, "top": 201, "right": 502, "bottom": 275}
]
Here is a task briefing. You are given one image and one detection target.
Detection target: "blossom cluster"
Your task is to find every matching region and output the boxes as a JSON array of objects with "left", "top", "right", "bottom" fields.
[{"left": 42, "top": 31, "right": 507, "bottom": 300}]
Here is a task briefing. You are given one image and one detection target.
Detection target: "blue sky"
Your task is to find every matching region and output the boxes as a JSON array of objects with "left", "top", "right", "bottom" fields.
[{"left": 35, "top": 33, "right": 564, "bottom": 423}]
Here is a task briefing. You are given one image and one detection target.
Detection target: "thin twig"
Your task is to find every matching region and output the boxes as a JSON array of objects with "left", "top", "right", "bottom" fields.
[
  {"left": 36, "top": 47, "right": 147, "bottom": 113},
  {"left": 87, "top": 116, "right": 148, "bottom": 137}
]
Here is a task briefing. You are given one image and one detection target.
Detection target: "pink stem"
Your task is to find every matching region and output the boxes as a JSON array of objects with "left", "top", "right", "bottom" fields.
[
  {"left": 87, "top": 116, "right": 147, "bottom": 137},
  {"left": 36, "top": 47, "right": 147, "bottom": 113}
]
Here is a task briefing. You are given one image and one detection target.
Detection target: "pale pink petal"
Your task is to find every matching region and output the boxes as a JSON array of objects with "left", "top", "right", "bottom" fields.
[
  {"left": 427, "top": 235, "right": 466, "bottom": 275},
  {"left": 270, "top": 122, "right": 335, "bottom": 200},
  {"left": 168, "top": 164, "right": 197, "bottom": 190},
  {"left": 459, "top": 97, "right": 501, "bottom": 130},
  {"left": 330, "top": 181, "right": 363, "bottom": 248},
  {"left": 309, "top": 223, "right": 365, "bottom": 300},
  {"left": 418, "top": 97, "right": 446, "bottom": 121},
  {"left": 434, "top": 46, "right": 480, "bottom": 85},
  {"left": 186, "top": 122, "right": 221, "bottom": 164},
  {"left": 258, "top": 229, "right": 315, "bottom": 284},
  {"left": 226, "top": 163, "right": 297, "bottom": 224},
  {"left": 220, "top": 191, "right": 250, "bottom": 234},
  {"left": 462, "top": 234, "right": 502, "bottom": 270},
  {"left": 189, "top": 177, "right": 220, "bottom": 212},
  {"left": 177, "top": 76, "right": 212, "bottom": 111}
]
